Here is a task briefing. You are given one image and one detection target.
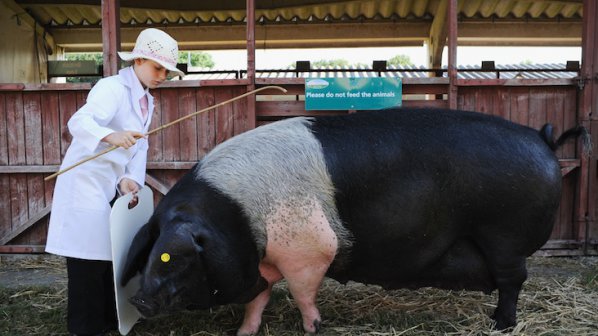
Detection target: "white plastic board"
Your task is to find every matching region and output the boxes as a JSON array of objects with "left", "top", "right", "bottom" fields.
[{"left": 110, "top": 186, "right": 154, "bottom": 335}]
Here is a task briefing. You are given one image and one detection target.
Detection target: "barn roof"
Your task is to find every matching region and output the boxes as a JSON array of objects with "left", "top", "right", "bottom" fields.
[
  {"left": 11, "top": 0, "right": 583, "bottom": 54},
  {"left": 14, "top": 0, "right": 584, "bottom": 26}
]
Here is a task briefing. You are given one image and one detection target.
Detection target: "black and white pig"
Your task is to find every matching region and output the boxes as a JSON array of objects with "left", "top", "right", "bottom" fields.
[{"left": 121, "top": 107, "right": 589, "bottom": 335}]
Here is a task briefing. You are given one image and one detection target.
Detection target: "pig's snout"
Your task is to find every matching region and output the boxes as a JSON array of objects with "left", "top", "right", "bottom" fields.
[{"left": 129, "top": 294, "right": 159, "bottom": 317}]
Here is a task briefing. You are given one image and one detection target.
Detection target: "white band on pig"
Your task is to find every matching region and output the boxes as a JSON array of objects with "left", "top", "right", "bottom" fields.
[{"left": 197, "top": 117, "right": 353, "bottom": 263}]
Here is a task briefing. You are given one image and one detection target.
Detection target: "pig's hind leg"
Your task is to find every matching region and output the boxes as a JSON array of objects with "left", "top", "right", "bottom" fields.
[
  {"left": 264, "top": 199, "right": 339, "bottom": 334},
  {"left": 279, "top": 258, "right": 331, "bottom": 333}
]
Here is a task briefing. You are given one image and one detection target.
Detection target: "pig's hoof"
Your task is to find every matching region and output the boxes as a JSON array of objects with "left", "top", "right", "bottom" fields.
[
  {"left": 236, "top": 327, "right": 258, "bottom": 336},
  {"left": 237, "top": 331, "right": 256, "bottom": 336},
  {"left": 303, "top": 319, "right": 321, "bottom": 335},
  {"left": 491, "top": 310, "right": 516, "bottom": 332},
  {"left": 313, "top": 319, "right": 321, "bottom": 333}
]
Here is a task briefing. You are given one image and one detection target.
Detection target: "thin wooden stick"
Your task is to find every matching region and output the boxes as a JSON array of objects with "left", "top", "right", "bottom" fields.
[{"left": 44, "top": 85, "right": 287, "bottom": 181}]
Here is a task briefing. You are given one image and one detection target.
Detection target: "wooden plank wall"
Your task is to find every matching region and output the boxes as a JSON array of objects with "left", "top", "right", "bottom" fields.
[
  {"left": 145, "top": 85, "right": 249, "bottom": 205},
  {"left": 457, "top": 85, "right": 581, "bottom": 245},
  {"left": 0, "top": 82, "right": 593, "bottom": 255},
  {"left": 0, "top": 85, "right": 248, "bottom": 252}
]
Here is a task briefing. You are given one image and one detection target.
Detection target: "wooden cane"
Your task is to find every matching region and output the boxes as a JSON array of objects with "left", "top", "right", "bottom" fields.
[{"left": 44, "top": 85, "right": 287, "bottom": 181}]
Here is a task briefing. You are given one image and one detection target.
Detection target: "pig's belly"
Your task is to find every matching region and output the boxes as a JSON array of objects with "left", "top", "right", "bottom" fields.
[{"left": 332, "top": 238, "right": 497, "bottom": 293}]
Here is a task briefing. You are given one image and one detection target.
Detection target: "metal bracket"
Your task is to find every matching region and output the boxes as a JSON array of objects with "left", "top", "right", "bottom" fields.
[{"left": 576, "top": 76, "right": 587, "bottom": 90}]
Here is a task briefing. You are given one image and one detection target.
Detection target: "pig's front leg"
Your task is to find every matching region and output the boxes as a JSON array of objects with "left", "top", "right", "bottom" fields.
[{"left": 237, "top": 263, "right": 283, "bottom": 336}]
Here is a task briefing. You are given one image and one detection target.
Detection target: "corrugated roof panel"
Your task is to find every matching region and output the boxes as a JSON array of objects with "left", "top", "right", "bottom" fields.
[
  {"left": 493, "top": 0, "right": 515, "bottom": 18},
  {"left": 562, "top": 3, "right": 582, "bottom": 17},
  {"left": 545, "top": 2, "right": 565, "bottom": 18},
  {"left": 224, "top": 63, "right": 576, "bottom": 80},
  {"left": 19, "top": 0, "right": 583, "bottom": 26},
  {"left": 511, "top": 0, "right": 533, "bottom": 18},
  {"left": 461, "top": 0, "right": 483, "bottom": 18},
  {"left": 479, "top": 0, "right": 501, "bottom": 18},
  {"left": 396, "top": 0, "right": 413, "bottom": 17}
]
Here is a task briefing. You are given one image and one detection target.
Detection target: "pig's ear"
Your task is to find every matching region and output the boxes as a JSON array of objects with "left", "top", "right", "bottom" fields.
[{"left": 121, "top": 221, "right": 157, "bottom": 286}]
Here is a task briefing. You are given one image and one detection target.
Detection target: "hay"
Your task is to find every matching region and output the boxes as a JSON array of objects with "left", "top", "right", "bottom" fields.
[
  {"left": 0, "top": 254, "right": 65, "bottom": 271},
  {"left": 0, "top": 256, "right": 596, "bottom": 335}
]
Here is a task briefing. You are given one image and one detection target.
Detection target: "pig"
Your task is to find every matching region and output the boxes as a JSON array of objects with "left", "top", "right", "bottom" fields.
[{"left": 121, "top": 107, "right": 590, "bottom": 335}]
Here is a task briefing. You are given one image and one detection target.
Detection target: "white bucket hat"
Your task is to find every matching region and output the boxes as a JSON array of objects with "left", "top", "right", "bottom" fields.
[{"left": 118, "top": 28, "right": 184, "bottom": 77}]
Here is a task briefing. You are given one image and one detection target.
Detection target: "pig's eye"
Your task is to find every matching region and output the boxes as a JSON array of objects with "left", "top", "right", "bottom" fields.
[{"left": 160, "top": 253, "right": 171, "bottom": 263}]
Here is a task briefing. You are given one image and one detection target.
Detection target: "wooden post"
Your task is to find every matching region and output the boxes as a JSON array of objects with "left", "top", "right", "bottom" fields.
[
  {"left": 447, "top": 0, "right": 458, "bottom": 109},
  {"left": 579, "top": 0, "right": 598, "bottom": 252},
  {"left": 246, "top": 0, "right": 257, "bottom": 130},
  {"left": 101, "top": 0, "right": 121, "bottom": 77},
  {"left": 448, "top": 0, "right": 457, "bottom": 109}
]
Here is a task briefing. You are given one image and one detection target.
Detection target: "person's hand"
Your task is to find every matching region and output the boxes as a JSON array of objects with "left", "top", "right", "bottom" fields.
[
  {"left": 119, "top": 178, "right": 140, "bottom": 208},
  {"left": 102, "top": 131, "right": 145, "bottom": 149}
]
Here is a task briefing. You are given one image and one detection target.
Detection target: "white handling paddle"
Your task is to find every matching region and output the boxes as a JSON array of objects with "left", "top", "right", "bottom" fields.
[{"left": 110, "top": 186, "right": 154, "bottom": 335}]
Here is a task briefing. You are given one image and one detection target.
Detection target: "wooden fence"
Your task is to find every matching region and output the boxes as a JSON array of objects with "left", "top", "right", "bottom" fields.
[{"left": 0, "top": 78, "right": 595, "bottom": 255}]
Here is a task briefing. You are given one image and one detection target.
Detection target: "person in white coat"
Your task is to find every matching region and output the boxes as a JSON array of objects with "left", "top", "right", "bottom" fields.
[{"left": 46, "top": 28, "right": 184, "bottom": 336}]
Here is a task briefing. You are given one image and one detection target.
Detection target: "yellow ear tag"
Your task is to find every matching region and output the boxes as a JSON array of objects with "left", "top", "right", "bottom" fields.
[{"left": 160, "top": 253, "right": 170, "bottom": 263}]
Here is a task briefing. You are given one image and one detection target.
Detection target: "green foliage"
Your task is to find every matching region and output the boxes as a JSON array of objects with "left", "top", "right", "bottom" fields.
[
  {"left": 178, "top": 51, "right": 215, "bottom": 69},
  {"left": 64, "top": 52, "right": 103, "bottom": 65},
  {"left": 312, "top": 59, "right": 350, "bottom": 68},
  {"left": 520, "top": 59, "right": 533, "bottom": 65},
  {"left": 388, "top": 54, "right": 414, "bottom": 67},
  {"left": 287, "top": 54, "right": 414, "bottom": 69}
]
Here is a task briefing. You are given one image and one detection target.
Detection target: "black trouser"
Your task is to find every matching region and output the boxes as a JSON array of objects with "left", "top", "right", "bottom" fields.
[{"left": 66, "top": 257, "right": 118, "bottom": 335}]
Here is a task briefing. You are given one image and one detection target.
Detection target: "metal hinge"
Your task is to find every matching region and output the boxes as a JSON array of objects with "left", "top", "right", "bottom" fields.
[{"left": 576, "top": 76, "right": 587, "bottom": 90}]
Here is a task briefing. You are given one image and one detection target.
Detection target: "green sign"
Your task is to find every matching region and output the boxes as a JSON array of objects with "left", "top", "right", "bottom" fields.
[
  {"left": 48, "top": 60, "right": 99, "bottom": 76},
  {"left": 305, "top": 77, "right": 402, "bottom": 110}
]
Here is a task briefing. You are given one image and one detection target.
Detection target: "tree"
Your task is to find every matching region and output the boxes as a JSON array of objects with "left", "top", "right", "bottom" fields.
[
  {"left": 65, "top": 52, "right": 103, "bottom": 65},
  {"left": 178, "top": 51, "right": 215, "bottom": 69},
  {"left": 387, "top": 54, "right": 414, "bottom": 67},
  {"left": 520, "top": 59, "right": 533, "bottom": 66},
  {"left": 289, "top": 59, "right": 371, "bottom": 69},
  {"left": 311, "top": 59, "right": 350, "bottom": 68}
]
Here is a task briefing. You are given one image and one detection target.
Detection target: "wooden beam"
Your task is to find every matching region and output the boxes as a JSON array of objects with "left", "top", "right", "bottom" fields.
[
  {"left": 17, "top": 83, "right": 92, "bottom": 91},
  {"left": 0, "top": 245, "right": 46, "bottom": 253},
  {"left": 246, "top": 0, "right": 256, "bottom": 85},
  {"left": 428, "top": 0, "right": 448, "bottom": 68},
  {"left": 255, "top": 77, "right": 450, "bottom": 86},
  {"left": 580, "top": 0, "right": 598, "bottom": 122},
  {"left": 0, "top": 205, "right": 51, "bottom": 245},
  {"left": 0, "top": 84, "right": 26, "bottom": 91},
  {"left": 0, "top": 162, "right": 201, "bottom": 173},
  {"left": 0, "top": 165, "right": 59, "bottom": 173},
  {"left": 48, "top": 18, "right": 583, "bottom": 52},
  {"left": 447, "top": 0, "right": 458, "bottom": 109},
  {"left": 144, "top": 174, "right": 171, "bottom": 195},
  {"left": 578, "top": 0, "right": 598, "bottom": 249},
  {"left": 101, "top": 0, "right": 120, "bottom": 76},
  {"left": 50, "top": 22, "right": 430, "bottom": 52},
  {"left": 246, "top": 0, "right": 257, "bottom": 130},
  {"left": 458, "top": 21, "right": 581, "bottom": 46},
  {"left": 146, "top": 162, "right": 196, "bottom": 170},
  {"left": 454, "top": 78, "right": 576, "bottom": 86}
]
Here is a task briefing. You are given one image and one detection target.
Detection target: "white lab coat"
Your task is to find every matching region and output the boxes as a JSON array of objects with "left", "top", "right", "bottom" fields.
[{"left": 46, "top": 66, "right": 154, "bottom": 261}]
